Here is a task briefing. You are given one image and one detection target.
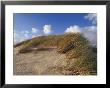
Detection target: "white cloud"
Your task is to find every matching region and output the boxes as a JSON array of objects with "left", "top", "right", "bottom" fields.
[
  {"left": 32, "top": 35, "right": 36, "bottom": 38},
  {"left": 32, "top": 35, "right": 42, "bottom": 38},
  {"left": 25, "top": 30, "right": 29, "bottom": 34},
  {"left": 24, "top": 33, "right": 29, "bottom": 38},
  {"left": 64, "top": 25, "right": 97, "bottom": 45},
  {"left": 21, "top": 30, "right": 30, "bottom": 38},
  {"left": 84, "top": 13, "right": 97, "bottom": 24},
  {"left": 19, "top": 39, "right": 24, "bottom": 42},
  {"left": 14, "top": 31, "right": 20, "bottom": 44},
  {"left": 43, "top": 25, "right": 52, "bottom": 34},
  {"left": 14, "top": 32, "right": 18, "bottom": 38},
  {"left": 65, "top": 25, "right": 81, "bottom": 33},
  {"left": 82, "top": 26, "right": 97, "bottom": 45},
  {"left": 21, "top": 30, "right": 29, "bottom": 34},
  {"left": 32, "top": 28, "right": 38, "bottom": 33},
  {"left": 14, "top": 30, "right": 30, "bottom": 44},
  {"left": 14, "top": 28, "right": 40, "bottom": 44}
]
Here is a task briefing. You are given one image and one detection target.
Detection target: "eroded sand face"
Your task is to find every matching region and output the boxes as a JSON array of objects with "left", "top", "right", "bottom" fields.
[{"left": 13, "top": 47, "right": 69, "bottom": 75}]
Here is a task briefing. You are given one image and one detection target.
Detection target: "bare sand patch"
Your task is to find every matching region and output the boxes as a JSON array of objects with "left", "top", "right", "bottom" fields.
[{"left": 13, "top": 47, "right": 70, "bottom": 75}]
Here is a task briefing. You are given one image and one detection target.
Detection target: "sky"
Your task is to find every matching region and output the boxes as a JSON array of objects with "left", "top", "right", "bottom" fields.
[{"left": 14, "top": 13, "right": 97, "bottom": 45}]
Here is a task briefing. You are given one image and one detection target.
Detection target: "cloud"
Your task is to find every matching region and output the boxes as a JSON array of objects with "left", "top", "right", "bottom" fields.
[
  {"left": 14, "top": 28, "right": 39, "bottom": 44},
  {"left": 84, "top": 13, "right": 97, "bottom": 25},
  {"left": 43, "top": 25, "right": 52, "bottom": 34},
  {"left": 14, "top": 32, "right": 19, "bottom": 44},
  {"left": 24, "top": 33, "right": 29, "bottom": 38},
  {"left": 14, "top": 30, "right": 30, "bottom": 44},
  {"left": 14, "top": 31, "right": 22, "bottom": 44},
  {"left": 25, "top": 30, "right": 29, "bottom": 34},
  {"left": 32, "top": 35, "right": 42, "bottom": 38},
  {"left": 64, "top": 25, "right": 97, "bottom": 45},
  {"left": 14, "top": 32, "right": 18, "bottom": 38},
  {"left": 82, "top": 26, "right": 97, "bottom": 45},
  {"left": 21, "top": 30, "right": 29, "bottom": 34},
  {"left": 21, "top": 30, "right": 30, "bottom": 38},
  {"left": 32, "top": 35, "right": 37, "bottom": 38},
  {"left": 32, "top": 28, "right": 38, "bottom": 33},
  {"left": 65, "top": 25, "right": 81, "bottom": 33}
]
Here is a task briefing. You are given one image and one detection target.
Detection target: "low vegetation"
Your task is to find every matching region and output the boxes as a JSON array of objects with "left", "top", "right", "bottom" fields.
[{"left": 14, "top": 33, "right": 97, "bottom": 75}]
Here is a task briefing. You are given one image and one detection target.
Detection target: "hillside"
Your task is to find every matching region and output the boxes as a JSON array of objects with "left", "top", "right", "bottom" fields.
[{"left": 14, "top": 33, "right": 97, "bottom": 75}]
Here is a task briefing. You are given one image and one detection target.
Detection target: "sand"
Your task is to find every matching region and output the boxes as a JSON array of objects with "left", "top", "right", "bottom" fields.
[{"left": 13, "top": 47, "right": 70, "bottom": 75}]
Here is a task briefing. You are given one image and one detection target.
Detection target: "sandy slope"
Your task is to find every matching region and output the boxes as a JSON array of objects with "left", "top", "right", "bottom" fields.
[{"left": 13, "top": 47, "right": 71, "bottom": 75}]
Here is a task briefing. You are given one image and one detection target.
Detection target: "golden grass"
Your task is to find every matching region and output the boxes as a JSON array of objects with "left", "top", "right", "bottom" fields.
[{"left": 14, "top": 33, "right": 97, "bottom": 75}]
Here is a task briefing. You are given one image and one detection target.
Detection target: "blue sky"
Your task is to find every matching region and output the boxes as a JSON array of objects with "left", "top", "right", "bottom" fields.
[{"left": 14, "top": 13, "right": 97, "bottom": 45}]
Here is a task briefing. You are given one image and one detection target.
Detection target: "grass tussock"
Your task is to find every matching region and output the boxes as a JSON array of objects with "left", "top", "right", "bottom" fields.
[{"left": 14, "top": 33, "right": 97, "bottom": 75}]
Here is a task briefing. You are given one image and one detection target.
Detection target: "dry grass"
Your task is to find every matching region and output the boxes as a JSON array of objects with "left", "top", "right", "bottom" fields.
[{"left": 14, "top": 33, "right": 97, "bottom": 75}]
